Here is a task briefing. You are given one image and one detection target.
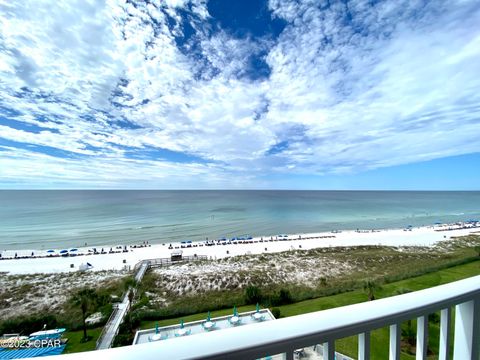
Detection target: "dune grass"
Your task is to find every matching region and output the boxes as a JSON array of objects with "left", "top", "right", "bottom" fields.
[
  {"left": 136, "top": 239, "right": 479, "bottom": 321},
  {"left": 139, "top": 259, "right": 479, "bottom": 359}
]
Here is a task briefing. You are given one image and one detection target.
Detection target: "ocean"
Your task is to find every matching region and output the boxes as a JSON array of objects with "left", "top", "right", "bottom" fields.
[{"left": 0, "top": 190, "right": 479, "bottom": 250}]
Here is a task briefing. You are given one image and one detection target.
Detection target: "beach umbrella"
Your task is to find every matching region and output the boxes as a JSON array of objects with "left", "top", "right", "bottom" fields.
[
  {"left": 434, "top": 222, "right": 442, "bottom": 225},
  {"left": 180, "top": 319, "right": 184, "bottom": 329},
  {"left": 207, "top": 311, "right": 211, "bottom": 322},
  {"left": 47, "top": 250, "right": 55, "bottom": 253},
  {"left": 155, "top": 322, "right": 159, "bottom": 334},
  {"left": 70, "top": 248, "right": 78, "bottom": 252},
  {"left": 256, "top": 303, "right": 260, "bottom": 312},
  {"left": 59, "top": 249, "right": 68, "bottom": 254}
]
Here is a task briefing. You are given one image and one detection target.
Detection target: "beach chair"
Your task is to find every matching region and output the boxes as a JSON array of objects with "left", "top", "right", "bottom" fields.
[
  {"left": 202, "top": 321, "right": 216, "bottom": 331},
  {"left": 202, "top": 312, "right": 216, "bottom": 331},
  {"left": 251, "top": 312, "right": 265, "bottom": 321},
  {"left": 228, "top": 316, "right": 241, "bottom": 325},
  {"left": 148, "top": 333, "right": 168, "bottom": 342},
  {"left": 174, "top": 328, "right": 191, "bottom": 337},
  {"left": 251, "top": 304, "right": 265, "bottom": 321},
  {"left": 229, "top": 306, "right": 242, "bottom": 325}
]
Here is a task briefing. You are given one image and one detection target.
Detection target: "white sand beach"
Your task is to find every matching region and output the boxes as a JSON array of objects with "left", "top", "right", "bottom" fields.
[{"left": 0, "top": 224, "right": 477, "bottom": 275}]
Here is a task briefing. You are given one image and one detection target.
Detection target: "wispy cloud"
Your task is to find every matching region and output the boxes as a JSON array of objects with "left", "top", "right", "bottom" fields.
[{"left": 0, "top": 0, "right": 479, "bottom": 188}]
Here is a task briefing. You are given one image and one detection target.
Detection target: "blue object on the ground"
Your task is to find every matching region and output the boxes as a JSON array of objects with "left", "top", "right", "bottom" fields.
[{"left": 0, "top": 345, "right": 66, "bottom": 358}]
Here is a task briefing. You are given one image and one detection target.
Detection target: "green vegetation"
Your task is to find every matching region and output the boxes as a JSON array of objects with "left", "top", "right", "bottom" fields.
[
  {"left": 132, "top": 236, "right": 480, "bottom": 323},
  {"left": 0, "top": 274, "right": 133, "bottom": 351},
  {"left": 0, "top": 314, "right": 58, "bottom": 337},
  {"left": 132, "top": 257, "right": 479, "bottom": 359},
  {"left": 244, "top": 285, "right": 262, "bottom": 304},
  {"left": 474, "top": 245, "right": 480, "bottom": 257},
  {"left": 63, "top": 327, "right": 103, "bottom": 354},
  {"left": 278, "top": 260, "right": 479, "bottom": 359},
  {"left": 1, "top": 235, "right": 478, "bottom": 356},
  {"left": 363, "top": 279, "right": 382, "bottom": 301},
  {"left": 127, "top": 236, "right": 480, "bottom": 360},
  {"left": 271, "top": 307, "right": 281, "bottom": 319},
  {"left": 0, "top": 316, "right": 103, "bottom": 355},
  {"left": 113, "top": 279, "right": 140, "bottom": 346},
  {"left": 70, "top": 288, "right": 98, "bottom": 341}
]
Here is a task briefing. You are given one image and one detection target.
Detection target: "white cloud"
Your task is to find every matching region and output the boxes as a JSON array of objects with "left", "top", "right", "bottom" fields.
[
  {"left": 0, "top": 0, "right": 125, "bottom": 109},
  {"left": 0, "top": 0, "right": 479, "bottom": 188},
  {"left": 264, "top": 0, "right": 480, "bottom": 174},
  {"left": 0, "top": 146, "right": 259, "bottom": 189}
]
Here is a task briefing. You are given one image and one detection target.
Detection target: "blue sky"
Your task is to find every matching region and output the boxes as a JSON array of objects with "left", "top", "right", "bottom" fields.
[{"left": 0, "top": 0, "right": 479, "bottom": 189}]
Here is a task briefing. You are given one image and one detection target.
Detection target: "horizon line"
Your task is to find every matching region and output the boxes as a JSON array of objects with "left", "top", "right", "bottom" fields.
[{"left": 0, "top": 189, "right": 479, "bottom": 192}]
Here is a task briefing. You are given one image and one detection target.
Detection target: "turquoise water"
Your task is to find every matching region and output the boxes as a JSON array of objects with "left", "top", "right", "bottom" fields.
[{"left": 0, "top": 191, "right": 479, "bottom": 250}]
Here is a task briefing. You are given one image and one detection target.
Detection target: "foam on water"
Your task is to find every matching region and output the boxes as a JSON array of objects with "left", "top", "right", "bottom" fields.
[{"left": 0, "top": 190, "right": 479, "bottom": 250}]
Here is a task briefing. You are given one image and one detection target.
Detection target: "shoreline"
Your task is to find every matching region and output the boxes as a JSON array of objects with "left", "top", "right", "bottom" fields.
[{"left": 0, "top": 223, "right": 478, "bottom": 275}]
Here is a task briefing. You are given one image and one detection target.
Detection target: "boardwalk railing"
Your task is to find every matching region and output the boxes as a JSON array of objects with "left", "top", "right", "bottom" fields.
[
  {"left": 95, "top": 291, "right": 132, "bottom": 350},
  {"left": 146, "top": 255, "right": 208, "bottom": 268},
  {"left": 95, "top": 303, "right": 120, "bottom": 349},
  {"left": 133, "top": 255, "right": 208, "bottom": 272},
  {"left": 97, "top": 256, "right": 208, "bottom": 349},
  {"left": 96, "top": 261, "right": 149, "bottom": 350},
  {"left": 69, "top": 275, "right": 478, "bottom": 359}
]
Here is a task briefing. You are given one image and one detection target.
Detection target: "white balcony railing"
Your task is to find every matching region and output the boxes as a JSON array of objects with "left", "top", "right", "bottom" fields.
[{"left": 59, "top": 275, "right": 480, "bottom": 360}]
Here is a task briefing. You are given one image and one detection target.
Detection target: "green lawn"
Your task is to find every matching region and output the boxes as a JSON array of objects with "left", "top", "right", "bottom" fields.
[
  {"left": 138, "top": 260, "right": 479, "bottom": 360},
  {"left": 63, "top": 327, "right": 103, "bottom": 354}
]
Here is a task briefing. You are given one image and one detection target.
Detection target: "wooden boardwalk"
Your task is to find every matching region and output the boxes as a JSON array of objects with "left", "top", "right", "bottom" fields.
[
  {"left": 144, "top": 255, "right": 208, "bottom": 269},
  {"left": 96, "top": 255, "right": 207, "bottom": 349}
]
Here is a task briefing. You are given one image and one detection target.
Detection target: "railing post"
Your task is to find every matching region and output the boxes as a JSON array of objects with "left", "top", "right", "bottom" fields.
[
  {"left": 416, "top": 315, "right": 428, "bottom": 360},
  {"left": 323, "top": 340, "right": 335, "bottom": 360},
  {"left": 439, "top": 307, "right": 451, "bottom": 360},
  {"left": 358, "top": 331, "right": 370, "bottom": 360},
  {"left": 389, "top": 323, "right": 400, "bottom": 360},
  {"left": 453, "top": 298, "right": 479, "bottom": 360}
]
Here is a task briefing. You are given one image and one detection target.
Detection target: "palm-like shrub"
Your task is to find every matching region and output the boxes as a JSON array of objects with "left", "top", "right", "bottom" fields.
[{"left": 71, "top": 288, "right": 97, "bottom": 341}]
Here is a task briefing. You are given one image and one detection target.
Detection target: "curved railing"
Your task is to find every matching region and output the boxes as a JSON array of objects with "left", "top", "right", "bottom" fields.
[{"left": 69, "top": 275, "right": 479, "bottom": 359}]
